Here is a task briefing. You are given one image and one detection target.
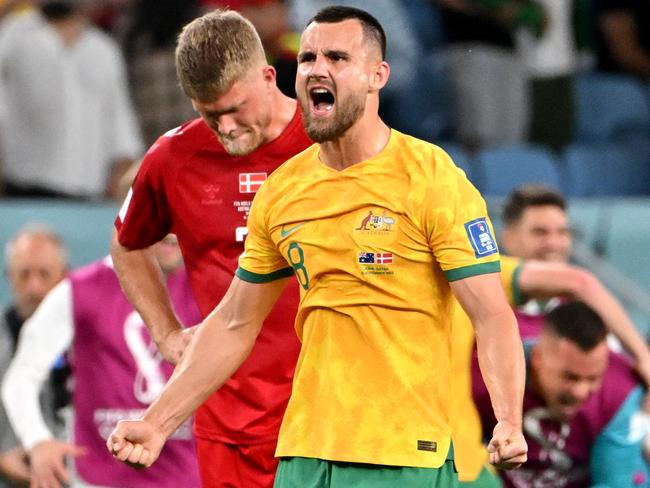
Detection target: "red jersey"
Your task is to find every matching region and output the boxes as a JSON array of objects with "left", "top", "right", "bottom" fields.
[{"left": 115, "top": 107, "right": 312, "bottom": 444}]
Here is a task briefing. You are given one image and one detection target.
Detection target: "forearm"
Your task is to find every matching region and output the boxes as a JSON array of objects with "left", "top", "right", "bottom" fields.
[
  {"left": 2, "top": 282, "right": 73, "bottom": 449},
  {"left": 111, "top": 232, "right": 182, "bottom": 343},
  {"left": 141, "top": 276, "right": 288, "bottom": 438},
  {"left": 451, "top": 273, "right": 526, "bottom": 425},
  {"left": 474, "top": 308, "right": 525, "bottom": 425},
  {"left": 143, "top": 293, "right": 264, "bottom": 437},
  {"left": 519, "top": 263, "right": 650, "bottom": 364}
]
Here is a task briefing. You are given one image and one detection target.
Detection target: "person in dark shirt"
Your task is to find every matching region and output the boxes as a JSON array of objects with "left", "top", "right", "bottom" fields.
[{"left": 593, "top": 0, "right": 650, "bottom": 80}]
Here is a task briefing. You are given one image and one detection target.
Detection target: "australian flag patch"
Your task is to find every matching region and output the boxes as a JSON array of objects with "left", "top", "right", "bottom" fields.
[
  {"left": 464, "top": 218, "right": 498, "bottom": 258},
  {"left": 358, "top": 252, "right": 375, "bottom": 264}
]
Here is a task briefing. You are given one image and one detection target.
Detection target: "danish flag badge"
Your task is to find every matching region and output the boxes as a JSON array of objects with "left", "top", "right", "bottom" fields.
[
  {"left": 239, "top": 172, "right": 267, "bottom": 193},
  {"left": 376, "top": 253, "right": 393, "bottom": 264}
]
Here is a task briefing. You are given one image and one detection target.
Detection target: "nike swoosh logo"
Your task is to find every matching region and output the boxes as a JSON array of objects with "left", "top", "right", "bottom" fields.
[{"left": 280, "top": 223, "right": 305, "bottom": 238}]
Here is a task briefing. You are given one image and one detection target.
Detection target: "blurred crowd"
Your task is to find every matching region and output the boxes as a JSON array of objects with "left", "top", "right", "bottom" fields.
[
  {"left": 0, "top": 0, "right": 648, "bottom": 200},
  {"left": 1, "top": 2, "right": 650, "bottom": 488}
]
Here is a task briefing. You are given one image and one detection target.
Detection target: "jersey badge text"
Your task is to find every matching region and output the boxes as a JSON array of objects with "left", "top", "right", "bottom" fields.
[{"left": 464, "top": 218, "right": 497, "bottom": 258}]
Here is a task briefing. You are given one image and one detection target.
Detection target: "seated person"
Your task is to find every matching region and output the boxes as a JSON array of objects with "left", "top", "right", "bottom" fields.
[{"left": 473, "top": 301, "right": 648, "bottom": 488}]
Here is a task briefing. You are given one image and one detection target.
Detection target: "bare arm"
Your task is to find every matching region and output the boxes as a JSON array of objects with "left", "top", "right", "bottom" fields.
[
  {"left": 107, "top": 276, "right": 290, "bottom": 467},
  {"left": 111, "top": 231, "right": 188, "bottom": 364},
  {"left": 0, "top": 448, "right": 29, "bottom": 486},
  {"left": 105, "top": 157, "right": 137, "bottom": 201},
  {"left": 600, "top": 11, "right": 650, "bottom": 80},
  {"left": 518, "top": 261, "right": 650, "bottom": 385},
  {"left": 450, "top": 272, "right": 527, "bottom": 468}
]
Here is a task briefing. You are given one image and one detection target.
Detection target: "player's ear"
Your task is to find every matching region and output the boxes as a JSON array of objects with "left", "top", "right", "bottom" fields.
[
  {"left": 369, "top": 61, "right": 389, "bottom": 92},
  {"left": 262, "top": 65, "right": 277, "bottom": 89}
]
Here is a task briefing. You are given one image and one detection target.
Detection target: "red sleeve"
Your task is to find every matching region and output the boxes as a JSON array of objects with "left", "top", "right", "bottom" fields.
[{"left": 115, "top": 138, "right": 173, "bottom": 249}]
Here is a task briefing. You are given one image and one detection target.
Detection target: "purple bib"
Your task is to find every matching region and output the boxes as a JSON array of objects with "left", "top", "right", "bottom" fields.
[{"left": 70, "top": 259, "right": 201, "bottom": 487}]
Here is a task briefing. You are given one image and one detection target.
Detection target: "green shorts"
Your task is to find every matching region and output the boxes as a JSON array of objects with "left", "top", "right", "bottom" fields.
[
  {"left": 274, "top": 457, "right": 459, "bottom": 488},
  {"left": 459, "top": 465, "right": 503, "bottom": 488}
]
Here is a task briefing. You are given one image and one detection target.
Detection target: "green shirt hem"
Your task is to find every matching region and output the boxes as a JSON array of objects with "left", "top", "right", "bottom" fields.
[
  {"left": 445, "top": 261, "right": 501, "bottom": 282},
  {"left": 236, "top": 266, "right": 294, "bottom": 283}
]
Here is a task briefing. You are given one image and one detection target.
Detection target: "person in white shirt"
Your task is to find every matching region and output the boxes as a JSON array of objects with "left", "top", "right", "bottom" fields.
[{"left": 0, "top": 0, "right": 143, "bottom": 199}]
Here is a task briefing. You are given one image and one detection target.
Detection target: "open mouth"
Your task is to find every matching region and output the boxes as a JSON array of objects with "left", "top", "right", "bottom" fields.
[{"left": 310, "top": 87, "right": 335, "bottom": 115}]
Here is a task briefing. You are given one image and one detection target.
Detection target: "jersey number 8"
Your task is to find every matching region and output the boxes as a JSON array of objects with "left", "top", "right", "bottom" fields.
[{"left": 287, "top": 242, "right": 309, "bottom": 290}]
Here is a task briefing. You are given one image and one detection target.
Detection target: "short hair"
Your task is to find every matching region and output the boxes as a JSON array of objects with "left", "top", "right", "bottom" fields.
[
  {"left": 308, "top": 6, "right": 386, "bottom": 60},
  {"left": 502, "top": 184, "right": 567, "bottom": 227},
  {"left": 543, "top": 301, "right": 607, "bottom": 352},
  {"left": 175, "top": 9, "right": 266, "bottom": 102},
  {"left": 39, "top": 0, "right": 79, "bottom": 21},
  {"left": 4, "top": 224, "right": 68, "bottom": 268}
]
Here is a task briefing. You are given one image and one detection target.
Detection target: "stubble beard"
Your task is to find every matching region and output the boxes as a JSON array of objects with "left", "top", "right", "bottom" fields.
[
  {"left": 300, "top": 95, "right": 365, "bottom": 143},
  {"left": 218, "top": 130, "right": 265, "bottom": 156}
]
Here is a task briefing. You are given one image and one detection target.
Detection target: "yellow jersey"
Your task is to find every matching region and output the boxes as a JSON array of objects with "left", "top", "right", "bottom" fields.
[
  {"left": 450, "top": 255, "right": 523, "bottom": 481},
  {"left": 237, "top": 130, "right": 500, "bottom": 468}
]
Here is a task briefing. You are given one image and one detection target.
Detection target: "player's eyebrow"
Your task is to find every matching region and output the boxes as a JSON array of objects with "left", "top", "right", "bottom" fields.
[
  {"left": 297, "top": 50, "right": 316, "bottom": 63},
  {"left": 323, "top": 49, "right": 349, "bottom": 61},
  {"left": 297, "top": 49, "right": 350, "bottom": 63}
]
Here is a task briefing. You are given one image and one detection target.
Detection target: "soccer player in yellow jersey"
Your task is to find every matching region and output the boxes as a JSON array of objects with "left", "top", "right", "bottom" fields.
[
  {"left": 108, "top": 6, "right": 528, "bottom": 486},
  {"left": 453, "top": 255, "right": 650, "bottom": 487}
]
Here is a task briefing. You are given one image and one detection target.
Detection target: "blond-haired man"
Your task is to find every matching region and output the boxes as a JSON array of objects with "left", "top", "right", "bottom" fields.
[{"left": 111, "top": 9, "right": 311, "bottom": 488}]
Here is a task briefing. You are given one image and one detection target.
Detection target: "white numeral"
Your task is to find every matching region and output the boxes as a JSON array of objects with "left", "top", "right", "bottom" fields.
[
  {"left": 236, "top": 226, "right": 248, "bottom": 242},
  {"left": 123, "top": 311, "right": 165, "bottom": 404}
]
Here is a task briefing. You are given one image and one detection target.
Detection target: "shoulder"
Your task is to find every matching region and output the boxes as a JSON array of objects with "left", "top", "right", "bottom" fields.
[
  {"left": 590, "top": 352, "right": 641, "bottom": 423},
  {"left": 141, "top": 118, "right": 217, "bottom": 171},
  {"left": 0, "top": 10, "right": 39, "bottom": 31},
  {"left": 69, "top": 258, "right": 115, "bottom": 285},
  {"left": 82, "top": 25, "right": 122, "bottom": 54},
  {"left": 391, "top": 131, "right": 467, "bottom": 183},
  {"left": 0, "top": 10, "right": 39, "bottom": 47},
  {"left": 392, "top": 132, "right": 447, "bottom": 162},
  {"left": 257, "top": 143, "right": 319, "bottom": 196},
  {"left": 389, "top": 133, "right": 484, "bottom": 219},
  {"left": 603, "top": 352, "right": 640, "bottom": 394}
]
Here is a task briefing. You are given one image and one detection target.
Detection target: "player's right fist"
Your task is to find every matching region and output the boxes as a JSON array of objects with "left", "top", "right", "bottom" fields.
[{"left": 107, "top": 419, "right": 165, "bottom": 468}]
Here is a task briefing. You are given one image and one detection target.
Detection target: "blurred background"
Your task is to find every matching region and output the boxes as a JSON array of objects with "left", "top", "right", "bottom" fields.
[{"left": 0, "top": 0, "right": 649, "bottom": 335}]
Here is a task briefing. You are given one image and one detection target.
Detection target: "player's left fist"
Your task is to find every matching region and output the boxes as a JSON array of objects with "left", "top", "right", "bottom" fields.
[{"left": 488, "top": 420, "right": 528, "bottom": 470}]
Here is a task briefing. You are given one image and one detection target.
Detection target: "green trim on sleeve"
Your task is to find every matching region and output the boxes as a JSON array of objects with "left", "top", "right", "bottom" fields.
[
  {"left": 236, "top": 266, "right": 294, "bottom": 283},
  {"left": 444, "top": 261, "right": 501, "bottom": 282},
  {"left": 511, "top": 262, "right": 526, "bottom": 306}
]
